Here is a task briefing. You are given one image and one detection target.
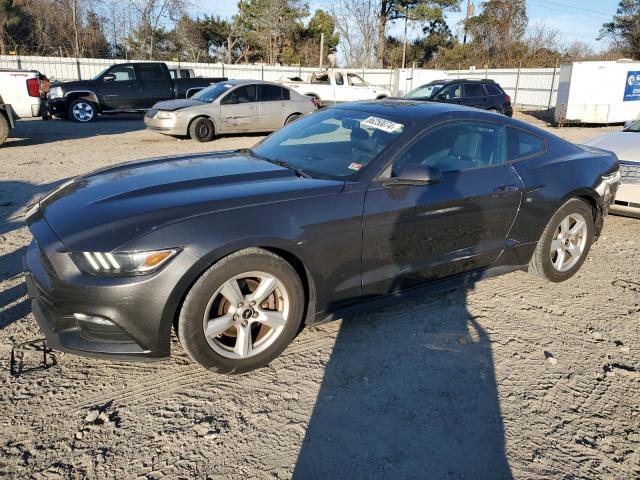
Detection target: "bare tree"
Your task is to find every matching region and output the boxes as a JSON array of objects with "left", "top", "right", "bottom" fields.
[{"left": 330, "top": 0, "right": 378, "bottom": 67}]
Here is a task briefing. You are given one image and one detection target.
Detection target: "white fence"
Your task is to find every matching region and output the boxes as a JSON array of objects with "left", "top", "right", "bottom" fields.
[{"left": 0, "top": 54, "right": 559, "bottom": 108}]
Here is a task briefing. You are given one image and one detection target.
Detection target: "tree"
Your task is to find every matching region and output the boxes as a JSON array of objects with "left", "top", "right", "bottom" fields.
[
  {"left": 599, "top": 0, "right": 640, "bottom": 59},
  {"left": 282, "top": 9, "right": 339, "bottom": 66},
  {"left": 236, "top": 0, "right": 308, "bottom": 64},
  {"left": 330, "top": 0, "right": 378, "bottom": 67},
  {"left": 465, "top": 0, "right": 527, "bottom": 66},
  {"left": 0, "top": 0, "right": 22, "bottom": 54},
  {"left": 376, "top": 0, "right": 459, "bottom": 67}
]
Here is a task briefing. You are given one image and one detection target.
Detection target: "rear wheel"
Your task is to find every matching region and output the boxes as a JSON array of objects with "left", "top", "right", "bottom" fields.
[
  {"left": 178, "top": 248, "right": 305, "bottom": 374},
  {"left": 68, "top": 99, "right": 97, "bottom": 122},
  {"left": 189, "top": 117, "right": 215, "bottom": 142},
  {"left": 0, "top": 112, "right": 8, "bottom": 145},
  {"left": 529, "top": 198, "right": 595, "bottom": 282}
]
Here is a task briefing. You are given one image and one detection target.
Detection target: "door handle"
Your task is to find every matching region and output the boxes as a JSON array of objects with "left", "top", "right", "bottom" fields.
[{"left": 494, "top": 184, "right": 519, "bottom": 193}]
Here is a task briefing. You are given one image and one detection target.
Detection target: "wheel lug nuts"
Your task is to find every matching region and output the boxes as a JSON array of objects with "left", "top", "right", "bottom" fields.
[
  {"left": 252, "top": 311, "right": 258, "bottom": 318},
  {"left": 250, "top": 301, "right": 256, "bottom": 306},
  {"left": 241, "top": 319, "right": 248, "bottom": 327},
  {"left": 238, "top": 302, "right": 244, "bottom": 308},
  {"left": 233, "top": 314, "right": 239, "bottom": 320}
]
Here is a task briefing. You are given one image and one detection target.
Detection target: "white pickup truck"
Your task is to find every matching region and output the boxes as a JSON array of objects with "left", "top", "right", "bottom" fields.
[
  {"left": 282, "top": 70, "right": 391, "bottom": 106},
  {"left": 0, "top": 69, "right": 45, "bottom": 145}
]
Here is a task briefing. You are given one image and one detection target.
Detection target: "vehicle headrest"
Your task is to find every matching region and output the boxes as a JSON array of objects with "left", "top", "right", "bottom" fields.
[{"left": 451, "top": 132, "right": 482, "bottom": 159}]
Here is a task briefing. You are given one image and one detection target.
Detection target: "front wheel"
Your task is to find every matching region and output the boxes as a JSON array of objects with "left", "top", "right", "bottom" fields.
[
  {"left": 178, "top": 248, "right": 305, "bottom": 374},
  {"left": 189, "top": 117, "right": 215, "bottom": 142},
  {"left": 68, "top": 99, "right": 97, "bottom": 122},
  {"left": 528, "top": 198, "right": 595, "bottom": 282}
]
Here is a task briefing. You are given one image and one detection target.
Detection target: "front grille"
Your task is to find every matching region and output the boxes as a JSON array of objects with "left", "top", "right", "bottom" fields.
[
  {"left": 145, "top": 108, "right": 157, "bottom": 118},
  {"left": 620, "top": 163, "right": 640, "bottom": 185}
]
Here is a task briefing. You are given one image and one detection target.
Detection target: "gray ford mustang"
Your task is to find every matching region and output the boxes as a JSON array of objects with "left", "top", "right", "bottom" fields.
[
  {"left": 26, "top": 101, "right": 619, "bottom": 374},
  {"left": 144, "top": 79, "right": 317, "bottom": 142}
]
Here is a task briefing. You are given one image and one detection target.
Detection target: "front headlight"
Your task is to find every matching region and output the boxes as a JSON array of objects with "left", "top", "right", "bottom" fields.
[
  {"left": 156, "top": 110, "right": 177, "bottom": 119},
  {"left": 71, "top": 249, "right": 179, "bottom": 276},
  {"left": 49, "top": 86, "right": 63, "bottom": 99}
]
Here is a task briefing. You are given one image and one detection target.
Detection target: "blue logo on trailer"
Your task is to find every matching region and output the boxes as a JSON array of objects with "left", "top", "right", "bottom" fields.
[{"left": 623, "top": 71, "right": 640, "bottom": 101}]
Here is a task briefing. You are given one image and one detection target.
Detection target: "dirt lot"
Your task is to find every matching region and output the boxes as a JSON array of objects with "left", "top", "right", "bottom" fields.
[{"left": 0, "top": 111, "right": 638, "bottom": 479}]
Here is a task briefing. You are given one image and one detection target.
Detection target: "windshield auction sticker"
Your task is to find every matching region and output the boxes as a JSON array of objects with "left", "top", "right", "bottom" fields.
[{"left": 360, "top": 116, "right": 404, "bottom": 133}]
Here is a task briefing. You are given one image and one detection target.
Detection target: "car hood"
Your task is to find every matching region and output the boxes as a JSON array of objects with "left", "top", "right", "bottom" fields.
[
  {"left": 34, "top": 151, "right": 344, "bottom": 252},
  {"left": 153, "top": 98, "right": 202, "bottom": 111},
  {"left": 52, "top": 79, "right": 97, "bottom": 91},
  {"left": 584, "top": 132, "right": 640, "bottom": 163}
]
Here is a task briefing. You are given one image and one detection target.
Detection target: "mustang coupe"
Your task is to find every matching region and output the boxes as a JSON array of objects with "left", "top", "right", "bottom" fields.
[{"left": 25, "top": 101, "right": 620, "bottom": 373}]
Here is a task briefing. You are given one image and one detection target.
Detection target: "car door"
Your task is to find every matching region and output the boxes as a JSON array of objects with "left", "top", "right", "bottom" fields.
[
  {"left": 343, "top": 73, "right": 375, "bottom": 101},
  {"left": 361, "top": 120, "right": 523, "bottom": 296},
  {"left": 218, "top": 84, "right": 259, "bottom": 132},
  {"left": 432, "top": 83, "right": 463, "bottom": 105},
  {"left": 257, "top": 84, "right": 289, "bottom": 130},
  {"left": 97, "top": 64, "right": 140, "bottom": 110},
  {"left": 136, "top": 64, "right": 173, "bottom": 108},
  {"left": 463, "top": 83, "right": 489, "bottom": 110}
]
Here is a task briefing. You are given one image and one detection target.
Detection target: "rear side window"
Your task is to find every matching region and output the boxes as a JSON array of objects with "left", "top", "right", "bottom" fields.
[
  {"left": 259, "top": 84, "right": 283, "bottom": 102},
  {"left": 485, "top": 84, "right": 503, "bottom": 96},
  {"left": 508, "top": 128, "right": 545, "bottom": 160},
  {"left": 282, "top": 87, "right": 291, "bottom": 100},
  {"left": 464, "top": 83, "right": 485, "bottom": 97},
  {"left": 139, "top": 64, "right": 165, "bottom": 82}
]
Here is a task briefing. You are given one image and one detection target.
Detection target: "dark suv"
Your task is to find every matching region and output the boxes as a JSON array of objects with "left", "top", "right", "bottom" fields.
[{"left": 404, "top": 79, "right": 513, "bottom": 116}]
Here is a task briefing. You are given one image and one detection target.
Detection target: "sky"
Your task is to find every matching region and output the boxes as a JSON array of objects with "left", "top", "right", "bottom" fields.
[{"left": 191, "top": 0, "right": 622, "bottom": 51}]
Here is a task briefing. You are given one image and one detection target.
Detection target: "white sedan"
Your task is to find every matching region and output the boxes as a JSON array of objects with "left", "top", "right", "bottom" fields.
[{"left": 585, "top": 120, "right": 640, "bottom": 218}]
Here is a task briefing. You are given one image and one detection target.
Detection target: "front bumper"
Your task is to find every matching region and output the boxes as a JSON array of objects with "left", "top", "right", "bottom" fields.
[
  {"left": 24, "top": 215, "right": 199, "bottom": 361},
  {"left": 610, "top": 183, "right": 640, "bottom": 218},
  {"left": 144, "top": 110, "right": 189, "bottom": 136},
  {"left": 46, "top": 98, "right": 68, "bottom": 117}
]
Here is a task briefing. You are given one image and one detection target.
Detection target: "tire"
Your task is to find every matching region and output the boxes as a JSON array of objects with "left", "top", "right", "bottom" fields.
[
  {"left": 189, "top": 117, "right": 215, "bottom": 142},
  {"left": 0, "top": 112, "right": 8, "bottom": 146},
  {"left": 178, "top": 248, "right": 305, "bottom": 374},
  {"left": 284, "top": 113, "right": 302, "bottom": 125},
  {"left": 528, "top": 198, "right": 595, "bottom": 282},
  {"left": 68, "top": 99, "right": 97, "bottom": 122}
]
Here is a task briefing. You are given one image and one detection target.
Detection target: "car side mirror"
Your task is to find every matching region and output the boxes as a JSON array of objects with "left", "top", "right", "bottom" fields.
[
  {"left": 392, "top": 165, "right": 442, "bottom": 186},
  {"left": 103, "top": 74, "right": 116, "bottom": 82}
]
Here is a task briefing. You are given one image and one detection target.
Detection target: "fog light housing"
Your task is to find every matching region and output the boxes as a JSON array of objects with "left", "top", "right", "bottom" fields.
[{"left": 74, "top": 313, "right": 114, "bottom": 326}]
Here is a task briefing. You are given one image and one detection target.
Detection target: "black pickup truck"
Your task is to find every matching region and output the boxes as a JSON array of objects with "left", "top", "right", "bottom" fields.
[{"left": 47, "top": 62, "right": 226, "bottom": 122}]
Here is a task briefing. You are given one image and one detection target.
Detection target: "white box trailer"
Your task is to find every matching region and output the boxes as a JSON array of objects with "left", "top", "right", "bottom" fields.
[{"left": 555, "top": 60, "right": 640, "bottom": 124}]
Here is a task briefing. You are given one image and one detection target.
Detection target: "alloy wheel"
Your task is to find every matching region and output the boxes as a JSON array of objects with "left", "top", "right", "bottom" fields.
[
  {"left": 72, "top": 102, "right": 94, "bottom": 122},
  {"left": 550, "top": 213, "right": 588, "bottom": 272},
  {"left": 202, "top": 271, "right": 290, "bottom": 359}
]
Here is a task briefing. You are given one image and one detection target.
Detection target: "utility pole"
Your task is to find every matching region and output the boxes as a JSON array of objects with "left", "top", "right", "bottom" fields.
[
  {"left": 401, "top": 13, "right": 408, "bottom": 69},
  {"left": 72, "top": 0, "right": 80, "bottom": 57},
  {"left": 319, "top": 32, "right": 324, "bottom": 69},
  {"left": 463, "top": 0, "right": 474, "bottom": 45}
]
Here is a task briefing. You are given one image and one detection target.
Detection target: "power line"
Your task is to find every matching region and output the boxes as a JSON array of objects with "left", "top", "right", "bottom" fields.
[{"left": 528, "top": 0, "right": 613, "bottom": 18}]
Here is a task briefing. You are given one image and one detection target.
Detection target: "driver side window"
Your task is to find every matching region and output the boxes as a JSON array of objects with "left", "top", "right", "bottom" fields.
[
  {"left": 221, "top": 85, "right": 257, "bottom": 105},
  {"left": 393, "top": 122, "right": 507, "bottom": 176},
  {"left": 436, "top": 84, "right": 461, "bottom": 100},
  {"left": 107, "top": 65, "right": 136, "bottom": 81}
]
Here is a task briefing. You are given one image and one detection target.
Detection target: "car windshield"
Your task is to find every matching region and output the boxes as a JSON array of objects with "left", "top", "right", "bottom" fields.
[
  {"left": 192, "top": 82, "right": 233, "bottom": 102},
  {"left": 624, "top": 120, "right": 640, "bottom": 132},
  {"left": 252, "top": 108, "right": 405, "bottom": 179},
  {"left": 404, "top": 83, "right": 444, "bottom": 99}
]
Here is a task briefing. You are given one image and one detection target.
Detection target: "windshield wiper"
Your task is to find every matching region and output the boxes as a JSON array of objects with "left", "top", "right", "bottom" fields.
[{"left": 240, "top": 149, "right": 311, "bottom": 178}]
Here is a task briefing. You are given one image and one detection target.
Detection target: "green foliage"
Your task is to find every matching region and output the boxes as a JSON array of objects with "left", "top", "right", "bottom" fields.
[{"left": 599, "top": 0, "right": 640, "bottom": 59}]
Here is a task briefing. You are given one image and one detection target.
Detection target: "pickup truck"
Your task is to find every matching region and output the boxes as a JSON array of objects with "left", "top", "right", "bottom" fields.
[
  {"left": 282, "top": 70, "right": 391, "bottom": 106},
  {"left": 46, "top": 62, "right": 226, "bottom": 122},
  {"left": 0, "top": 69, "right": 45, "bottom": 145}
]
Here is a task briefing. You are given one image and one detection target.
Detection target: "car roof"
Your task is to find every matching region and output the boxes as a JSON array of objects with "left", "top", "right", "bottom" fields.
[
  {"left": 223, "top": 79, "right": 288, "bottom": 87},
  {"left": 331, "top": 99, "right": 550, "bottom": 135}
]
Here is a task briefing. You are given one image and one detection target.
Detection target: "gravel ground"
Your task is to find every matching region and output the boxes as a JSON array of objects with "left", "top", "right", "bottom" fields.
[{"left": 0, "top": 110, "right": 638, "bottom": 479}]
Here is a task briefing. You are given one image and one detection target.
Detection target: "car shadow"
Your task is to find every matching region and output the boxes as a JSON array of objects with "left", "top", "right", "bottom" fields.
[
  {"left": 3, "top": 115, "right": 146, "bottom": 148},
  {"left": 293, "top": 171, "right": 513, "bottom": 478},
  {"left": 0, "top": 178, "right": 67, "bottom": 329}
]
